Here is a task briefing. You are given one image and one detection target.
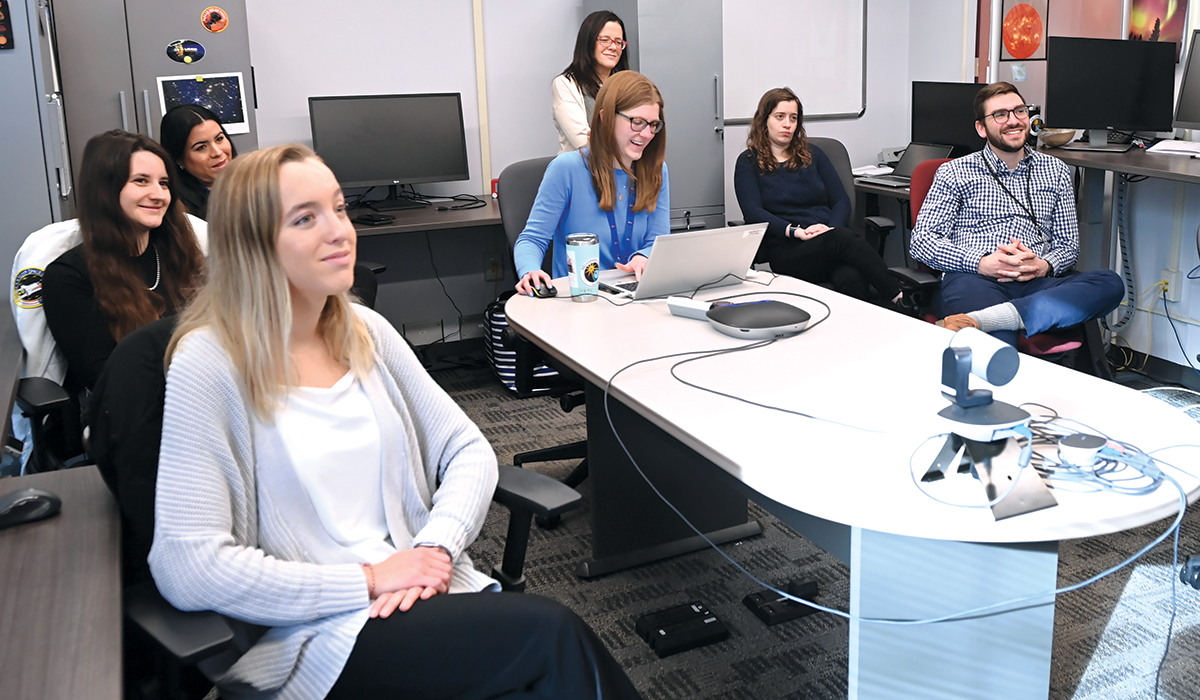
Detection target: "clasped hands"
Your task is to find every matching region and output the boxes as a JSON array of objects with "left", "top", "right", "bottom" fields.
[
  {"left": 366, "top": 545, "right": 454, "bottom": 618},
  {"left": 978, "top": 237, "right": 1050, "bottom": 282}
]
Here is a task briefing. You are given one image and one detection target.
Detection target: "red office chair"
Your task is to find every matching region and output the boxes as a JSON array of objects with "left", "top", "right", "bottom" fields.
[{"left": 891, "top": 159, "right": 1112, "bottom": 379}]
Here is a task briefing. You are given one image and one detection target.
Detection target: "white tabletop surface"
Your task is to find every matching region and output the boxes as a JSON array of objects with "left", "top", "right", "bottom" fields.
[{"left": 506, "top": 274, "right": 1200, "bottom": 544}]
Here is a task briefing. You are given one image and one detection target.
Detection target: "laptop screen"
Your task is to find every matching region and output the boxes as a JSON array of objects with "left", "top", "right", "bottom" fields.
[{"left": 893, "top": 142, "right": 954, "bottom": 177}]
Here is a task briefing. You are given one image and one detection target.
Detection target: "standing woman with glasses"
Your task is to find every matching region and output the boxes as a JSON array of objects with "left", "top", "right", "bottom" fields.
[
  {"left": 734, "top": 87, "right": 904, "bottom": 305},
  {"left": 516, "top": 70, "right": 668, "bottom": 294},
  {"left": 552, "top": 10, "right": 629, "bottom": 153}
]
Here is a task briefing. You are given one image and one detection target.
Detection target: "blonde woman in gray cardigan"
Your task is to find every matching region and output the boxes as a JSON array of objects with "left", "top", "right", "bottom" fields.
[{"left": 149, "top": 144, "right": 641, "bottom": 700}]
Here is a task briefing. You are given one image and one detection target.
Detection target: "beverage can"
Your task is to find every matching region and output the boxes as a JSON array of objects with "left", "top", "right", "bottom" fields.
[{"left": 565, "top": 233, "right": 600, "bottom": 302}]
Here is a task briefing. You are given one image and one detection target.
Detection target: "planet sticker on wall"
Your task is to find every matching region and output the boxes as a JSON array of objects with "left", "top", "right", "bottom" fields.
[
  {"left": 1001, "top": 0, "right": 1047, "bottom": 61},
  {"left": 201, "top": 7, "right": 228, "bottom": 34},
  {"left": 166, "top": 40, "right": 205, "bottom": 64}
]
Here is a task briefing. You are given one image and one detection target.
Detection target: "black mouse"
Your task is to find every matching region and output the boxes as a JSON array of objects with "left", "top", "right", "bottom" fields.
[
  {"left": 531, "top": 284, "right": 558, "bottom": 298},
  {"left": 0, "top": 487, "right": 62, "bottom": 530}
]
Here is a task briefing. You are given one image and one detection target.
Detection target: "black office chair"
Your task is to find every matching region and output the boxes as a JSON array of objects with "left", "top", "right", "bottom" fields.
[
  {"left": 88, "top": 313, "right": 581, "bottom": 698},
  {"left": 492, "top": 157, "right": 590, "bottom": 500},
  {"left": 807, "top": 136, "right": 898, "bottom": 258}
]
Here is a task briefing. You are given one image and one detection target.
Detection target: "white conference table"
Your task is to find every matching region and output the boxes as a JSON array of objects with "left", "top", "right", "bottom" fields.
[{"left": 506, "top": 274, "right": 1200, "bottom": 700}]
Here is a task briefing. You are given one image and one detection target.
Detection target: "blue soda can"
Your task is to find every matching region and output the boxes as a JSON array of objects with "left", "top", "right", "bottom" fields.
[{"left": 565, "top": 233, "right": 600, "bottom": 302}]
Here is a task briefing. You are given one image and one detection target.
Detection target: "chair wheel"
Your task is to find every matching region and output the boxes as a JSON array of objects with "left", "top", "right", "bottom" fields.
[{"left": 536, "top": 514, "right": 561, "bottom": 529}]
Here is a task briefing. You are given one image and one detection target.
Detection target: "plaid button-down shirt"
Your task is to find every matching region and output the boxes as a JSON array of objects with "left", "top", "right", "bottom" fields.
[{"left": 910, "top": 146, "right": 1078, "bottom": 276}]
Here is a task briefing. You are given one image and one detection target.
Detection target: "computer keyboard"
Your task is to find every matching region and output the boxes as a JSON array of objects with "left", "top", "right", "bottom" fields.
[{"left": 616, "top": 280, "right": 639, "bottom": 292}]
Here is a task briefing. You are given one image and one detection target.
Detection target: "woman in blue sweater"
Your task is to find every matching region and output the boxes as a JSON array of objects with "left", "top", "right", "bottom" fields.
[
  {"left": 515, "top": 70, "right": 669, "bottom": 295},
  {"left": 734, "top": 87, "right": 901, "bottom": 303}
]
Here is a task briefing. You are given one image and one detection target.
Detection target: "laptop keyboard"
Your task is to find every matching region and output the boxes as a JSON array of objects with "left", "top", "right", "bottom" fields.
[{"left": 616, "top": 280, "right": 639, "bottom": 292}]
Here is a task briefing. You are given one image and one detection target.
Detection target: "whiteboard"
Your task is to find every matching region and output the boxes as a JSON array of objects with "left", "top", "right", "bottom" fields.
[{"left": 722, "top": 0, "right": 866, "bottom": 122}]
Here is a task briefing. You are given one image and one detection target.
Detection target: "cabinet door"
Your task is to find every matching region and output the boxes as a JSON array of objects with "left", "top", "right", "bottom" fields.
[
  {"left": 124, "top": 0, "right": 257, "bottom": 152},
  {"left": 47, "top": 0, "right": 136, "bottom": 183},
  {"left": 638, "top": 0, "right": 724, "bottom": 228}
]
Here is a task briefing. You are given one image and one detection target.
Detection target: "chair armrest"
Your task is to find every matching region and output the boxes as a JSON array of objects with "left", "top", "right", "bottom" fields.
[
  {"left": 358, "top": 260, "right": 387, "bottom": 274},
  {"left": 864, "top": 216, "right": 895, "bottom": 233},
  {"left": 125, "top": 581, "right": 235, "bottom": 666},
  {"left": 889, "top": 266, "right": 940, "bottom": 290},
  {"left": 494, "top": 465, "right": 582, "bottom": 519},
  {"left": 15, "top": 377, "right": 70, "bottom": 414}
]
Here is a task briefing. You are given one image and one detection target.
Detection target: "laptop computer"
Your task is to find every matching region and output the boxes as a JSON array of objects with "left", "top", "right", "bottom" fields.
[
  {"left": 856, "top": 142, "right": 954, "bottom": 188},
  {"left": 596, "top": 223, "right": 767, "bottom": 300}
]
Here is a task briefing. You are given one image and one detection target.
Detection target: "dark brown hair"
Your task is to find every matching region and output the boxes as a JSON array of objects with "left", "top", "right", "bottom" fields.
[
  {"left": 587, "top": 71, "right": 666, "bottom": 213},
  {"left": 159, "top": 104, "right": 238, "bottom": 213},
  {"left": 561, "top": 10, "right": 630, "bottom": 99},
  {"left": 973, "top": 81, "right": 1025, "bottom": 121},
  {"left": 76, "top": 130, "right": 205, "bottom": 341},
  {"left": 747, "top": 87, "right": 811, "bottom": 172}
]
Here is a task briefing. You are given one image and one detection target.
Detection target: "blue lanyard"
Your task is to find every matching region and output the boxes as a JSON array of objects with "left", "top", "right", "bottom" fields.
[{"left": 604, "top": 180, "right": 637, "bottom": 265}]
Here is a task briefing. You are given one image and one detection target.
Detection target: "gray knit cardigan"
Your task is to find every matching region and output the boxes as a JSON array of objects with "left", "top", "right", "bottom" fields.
[{"left": 149, "top": 305, "right": 500, "bottom": 700}]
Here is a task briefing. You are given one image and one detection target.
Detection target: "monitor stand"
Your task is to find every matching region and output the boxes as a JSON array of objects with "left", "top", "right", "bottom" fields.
[
  {"left": 1059, "top": 128, "right": 1133, "bottom": 153},
  {"left": 368, "top": 185, "right": 429, "bottom": 211}
]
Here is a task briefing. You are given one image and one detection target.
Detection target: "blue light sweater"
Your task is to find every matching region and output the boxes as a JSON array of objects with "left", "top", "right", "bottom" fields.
[{"left": 513, "top": 149, "right": 670, "bottom": 279}]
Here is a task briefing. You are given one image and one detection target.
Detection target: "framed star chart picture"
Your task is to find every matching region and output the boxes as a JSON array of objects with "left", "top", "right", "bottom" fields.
[{"left": 156, "top": 72, "right": 250, "bottom": 134}]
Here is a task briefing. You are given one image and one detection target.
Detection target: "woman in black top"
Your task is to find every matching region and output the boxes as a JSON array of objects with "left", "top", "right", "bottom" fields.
[
  {"left": 42, "top": 130, "right": 205, "bottom": 392},
  {"left": 159, "top": 105, "right": 236, "bottom": 220},
  {"left": 734, "top": 87, "right": 902, "bottom": 304}
]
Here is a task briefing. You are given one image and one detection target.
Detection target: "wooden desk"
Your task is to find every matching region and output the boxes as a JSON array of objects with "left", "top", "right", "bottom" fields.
[
  {"left": 0, "top": 466, "right": 122, "bottom": 700},
  {"left": 349, "top": 199, "right": 502, "bottom": 237},
  {"left": 506, "top": 275, "right": 1200, "bottom": 700}
]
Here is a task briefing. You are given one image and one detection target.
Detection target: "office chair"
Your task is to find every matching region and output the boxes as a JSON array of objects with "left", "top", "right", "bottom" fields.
[
  {"left": 493, "top": 157, "right": 591, "bottom": 505},
  {"left": 890, "top": 159, "right": 1113, "bottom": 379},
  {"left": 89, "top": 314, "right": 582, "bottom": 698},
  {"left": 807, "top": 137, "right": 898, "bottom": 257}
]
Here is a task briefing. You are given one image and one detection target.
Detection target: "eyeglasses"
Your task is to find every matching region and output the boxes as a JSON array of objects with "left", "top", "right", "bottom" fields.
[
  {"left": 984, "top": 106, "right": 1030, "bottom": 124},
  {"left": 596, "top": 36, "right": 627, "bottom": 50},
  {"left": 617, "top": 111, "right": 664, "bottom": 134}
]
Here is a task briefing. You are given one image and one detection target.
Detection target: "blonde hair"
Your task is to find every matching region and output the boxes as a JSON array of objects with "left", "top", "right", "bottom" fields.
[
  {"left": 167, "top": 144, "right": 373, "bottom": 420},
  {"left": 587, "top": 70, "right": 666, "bottom": 212}
]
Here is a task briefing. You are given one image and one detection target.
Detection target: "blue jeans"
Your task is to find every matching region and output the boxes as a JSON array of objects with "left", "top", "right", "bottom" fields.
[{"left": 935, "top": 270, "right": 1124, "bottom": 345}]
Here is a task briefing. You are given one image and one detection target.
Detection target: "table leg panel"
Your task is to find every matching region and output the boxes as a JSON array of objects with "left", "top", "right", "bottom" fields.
[
  {"left": 585, "top": 384, "right": 754, "bottom": 564},
  {"left": 849, "top": 527, "right": 1057, "bottom": 700}
]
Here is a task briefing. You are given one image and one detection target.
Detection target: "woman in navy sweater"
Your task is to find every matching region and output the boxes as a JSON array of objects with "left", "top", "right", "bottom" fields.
[{"left": 734, "top": 87, "right": 901, "bottom": 303}]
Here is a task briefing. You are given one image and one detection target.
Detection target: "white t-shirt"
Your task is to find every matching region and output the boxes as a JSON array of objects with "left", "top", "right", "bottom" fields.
[{"left": 277, "top": 371, "right": 399, "bottom": 563}]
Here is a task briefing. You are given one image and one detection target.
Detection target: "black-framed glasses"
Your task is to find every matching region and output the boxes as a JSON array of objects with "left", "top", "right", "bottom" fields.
[
  {"left": 597, "top": 36, "right": 627, "bottom": 50},
  {"left": 985, "top": 106, "right": 1030, "bottom": 124},
  {"left": 617, "top": 111, "right": 664, "bottom": 134}
]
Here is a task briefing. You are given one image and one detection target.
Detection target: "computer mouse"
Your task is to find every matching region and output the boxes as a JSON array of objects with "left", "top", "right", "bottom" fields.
[
  {"left": 531, "top": 284, "right": 558, "bottom": 298},
  {"left": 0, "top": 487, "right": 62, "bottom": 530}
]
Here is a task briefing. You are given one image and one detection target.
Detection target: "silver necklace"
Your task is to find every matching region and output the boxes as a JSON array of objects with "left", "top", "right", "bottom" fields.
[{"left": 147, "top": 244, "right": 160, "bottom": 291}]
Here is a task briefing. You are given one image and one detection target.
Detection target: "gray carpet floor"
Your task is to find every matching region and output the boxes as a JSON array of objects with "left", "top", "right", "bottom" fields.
[{"left": 433, "top": 359, "right": 1200, "bottom": 700}]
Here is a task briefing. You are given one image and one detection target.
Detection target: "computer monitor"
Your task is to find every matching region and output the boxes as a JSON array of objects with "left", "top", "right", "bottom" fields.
[
  {"left": 912, "top": 81, "right": 984, "bottom": 158},
  {"left": 1175, "top": 29, "right": 1200, "bottom": 130},
  {"left": 1045, "top": 36, "right": 1175, "bottom": 152},
  {"left": 308, "top": 93, "right": 470, "bottom": 210}
]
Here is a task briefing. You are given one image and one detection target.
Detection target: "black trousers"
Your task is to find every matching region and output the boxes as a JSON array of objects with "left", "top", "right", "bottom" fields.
[
  {"left": 325, "top": 592, "right": 642, "bottom": 700},
  {"left": 768, "top": 227, "right": 901, "bottom": 301}
]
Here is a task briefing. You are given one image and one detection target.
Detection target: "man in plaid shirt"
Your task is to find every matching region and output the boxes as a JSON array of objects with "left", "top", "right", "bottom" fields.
[{"left": 910, "top": 82, "right": 1123, "bottom": 346}]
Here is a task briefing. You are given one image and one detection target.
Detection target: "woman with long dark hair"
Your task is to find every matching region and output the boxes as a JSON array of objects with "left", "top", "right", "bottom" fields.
[
  {"left": 734, "top": 87, "right": 903, "bottom": 304},
  {"left": 552, "top": 10, "right": 630, "bottom": 153},
  {"left": 517, "top": 70, "right": 668, "bottom": 294},
  {"left": 41, "top": 129, "right": 205, "bottom": 392},
  {"left": 149, "top": 143, "right": 642, "bottom": 699},
  {"left": 159, "top": 104, "right": 236, "bottom": 219}
]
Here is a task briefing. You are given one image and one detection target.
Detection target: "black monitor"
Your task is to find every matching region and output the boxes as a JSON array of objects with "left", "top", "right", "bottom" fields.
[
  {"left": 1175, "top": 29, "right": 1200, "bottom": 130},
  {"left": 912, "top": 81, "right": 984, "bottom": 158},
  {"left": 308, "top": 93, "right": 470, "bottom": 210},
  {"left": 1045, "top": 36, "right": 1175, "bottom": 152}
]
